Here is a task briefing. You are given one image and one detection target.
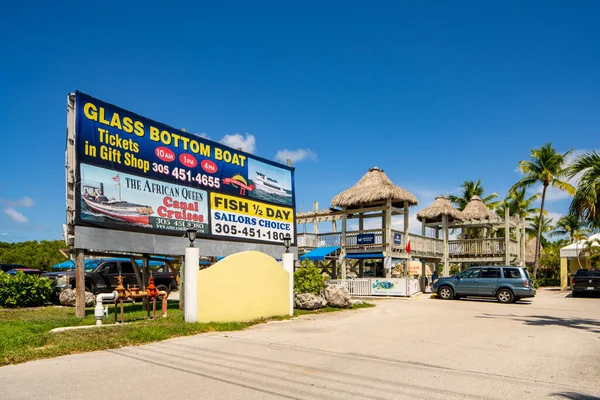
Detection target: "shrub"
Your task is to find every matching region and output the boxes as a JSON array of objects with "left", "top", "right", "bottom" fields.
[
  {"left": 294, "top": 260, "right": 325, "bottom": 295},
  {"left": 0, "top": 271, "right": 54, "bottom": 308},
  {"left": 536, "top": 277, "right": 561, "bottom": 287}
]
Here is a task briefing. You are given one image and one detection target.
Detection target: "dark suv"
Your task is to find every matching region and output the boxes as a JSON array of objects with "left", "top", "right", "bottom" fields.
[
  {"left": 433, "top": 266, "right": 536, "bottom": 303},
  {"left": 1, "top": 263, "right": 30, "bottom": 272},
  {"left": 42, "top": 258, "right": 178, "bottom": 299}
]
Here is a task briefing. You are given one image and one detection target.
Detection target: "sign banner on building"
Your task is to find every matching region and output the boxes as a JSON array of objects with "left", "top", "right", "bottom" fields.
[
  {"left": 357, "top": 233, "right": 375, "bottom": 245},
  {"left": 74, "top": 92, "right": 295, "bottom": 244}
]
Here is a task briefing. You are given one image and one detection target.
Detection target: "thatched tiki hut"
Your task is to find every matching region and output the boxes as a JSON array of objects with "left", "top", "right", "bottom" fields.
[
  {"left": 417, "top": 195, "right": 463, "bottom": 276},
  {"left": 461, "top": 195, "right": 495, "bottom": 220},
  {"left": 330, "top": 166, "right": 418, "bottom": 279}
]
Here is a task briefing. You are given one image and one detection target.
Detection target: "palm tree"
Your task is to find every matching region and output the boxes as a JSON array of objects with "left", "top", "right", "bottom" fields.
[
  {"left": 496, "top": 188, "right": 540, "bottom": 219},
  {"left": 550, "top": 213, "right": 591, "bottom": 243},
  {"left": 449, "top": 180, "right": 500, "bottom": 211},
  {"left": 511, "top": 143, "right": 575, "bottom": 278},
  {"left": 580, "top": 238, "right": 600, "bottom": 269},
  {"left": 526, "top": 215, "right": 554, "bottom": 240},
  {"left": 568, "top": 151, "right": 600, "bottom": 229}
]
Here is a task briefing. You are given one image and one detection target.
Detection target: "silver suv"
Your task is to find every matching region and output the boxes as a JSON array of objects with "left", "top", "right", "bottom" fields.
[{"left": 432, "top": 266, "right": 536, "bottom": 303}]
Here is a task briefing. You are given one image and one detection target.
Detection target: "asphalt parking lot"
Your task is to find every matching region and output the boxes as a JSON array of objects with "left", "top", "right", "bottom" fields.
[{"left": 1, "top": 289, "right": 599, "bottom": 399}]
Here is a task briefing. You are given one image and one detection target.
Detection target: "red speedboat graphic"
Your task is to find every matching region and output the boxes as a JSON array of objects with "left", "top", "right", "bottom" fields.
[{"left": 83, "top": 196, "right": 153, "bottom": 225}]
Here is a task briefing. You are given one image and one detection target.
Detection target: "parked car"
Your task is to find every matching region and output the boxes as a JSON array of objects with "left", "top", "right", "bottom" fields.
[
  {"left": 572, "top": 269, "right": 600, "bottom": 297},
  {"left": 1, "top": 263, "right": 30, "bottom": 273},
  {"left": 42, "top": 258, "right": 178, "bottom": 300},
  {"left": 432, "top": 266, "right": 536, "bottom": 303},
  {"left": 6, "top": 268, "right": 44, "bottom": 276}
]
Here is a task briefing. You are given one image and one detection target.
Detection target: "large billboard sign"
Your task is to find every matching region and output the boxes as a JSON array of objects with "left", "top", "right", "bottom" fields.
[{"left": 74, "top": 92, "right": 295, "bottom": 245}]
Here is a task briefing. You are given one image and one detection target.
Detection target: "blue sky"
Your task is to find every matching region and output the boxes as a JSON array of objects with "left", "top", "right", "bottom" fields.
[{"left": 0, "top": 1, "right": 598, "bottom": 242}]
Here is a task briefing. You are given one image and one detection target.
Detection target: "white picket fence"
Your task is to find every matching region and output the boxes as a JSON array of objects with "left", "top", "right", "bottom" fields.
[{"left": 328, "top": 278, "right": 421, "bottom": 297}]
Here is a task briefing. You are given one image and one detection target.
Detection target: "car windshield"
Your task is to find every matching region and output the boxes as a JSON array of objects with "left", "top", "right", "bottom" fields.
[{"left": 576, "top": 269, "right": 600, "bottom": 277}]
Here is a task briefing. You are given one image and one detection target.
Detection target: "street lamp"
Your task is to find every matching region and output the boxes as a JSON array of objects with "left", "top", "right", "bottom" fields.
[
  {"left": 186, "top": 228, "right": 197, "bottom": 247},
  {"left": 283, "top": 233, "right": 291, "bottom": 253}
]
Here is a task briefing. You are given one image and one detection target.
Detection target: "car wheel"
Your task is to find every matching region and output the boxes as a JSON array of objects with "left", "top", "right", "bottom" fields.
[
  {"left": 156, "top": 285, "right": 170, "bottom": 296},
  {"left": 572, "top": 291, "right": 579, "bottom": 298},
  {"left": 496, "top": 289, "right": 514, "bottom": 304},
  {"left": 438, "top": 286, "right": 454, "bottom": 300}
]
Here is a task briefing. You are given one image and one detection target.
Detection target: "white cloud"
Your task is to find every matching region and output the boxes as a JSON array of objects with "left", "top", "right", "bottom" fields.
[
  {"left": 534, "top": 184, "right": 573, "bottom": 202},
  {"left": 219, "top": 133, "right": 256, "bottom": 154},
  {"left": 5, "top": 208, "right": 28, "bottom": 223},
  {"left": 275, "top": 149, "right": 317, "bottom": 164},
  {"left": 545, "top": 211, "right": 563, "bottom": 224},
  {"left": 1, "top": 196, "right": 34, "bottom": 208}
]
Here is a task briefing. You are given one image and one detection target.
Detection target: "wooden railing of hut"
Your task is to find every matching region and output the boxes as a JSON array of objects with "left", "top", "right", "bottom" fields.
[
  {"left": 299, "top": 232, "right": 520, "bottom": 260},
  {"left": 448, "top": 238, "right": 519, "bottom": 257}
]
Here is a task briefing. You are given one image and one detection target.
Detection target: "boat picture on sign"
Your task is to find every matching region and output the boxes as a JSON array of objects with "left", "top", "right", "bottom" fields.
[
  {"left": 79, "top": 163, "right": 209, "bottom": 234},
  {"left": 248, "top": 159, "right": 293, "bottom": 206}
]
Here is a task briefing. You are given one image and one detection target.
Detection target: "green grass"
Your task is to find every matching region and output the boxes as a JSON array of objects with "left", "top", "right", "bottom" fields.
[{"left": 0, "top": 301, "right": 373, "bottom": 366}]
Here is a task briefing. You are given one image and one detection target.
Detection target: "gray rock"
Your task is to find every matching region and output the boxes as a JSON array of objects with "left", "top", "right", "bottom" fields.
[
  {"left": 325, "top": 284, "right": 352, "bottom": 308},
  {"left": 294, "top": 293, "right": 327, "bottom": 310},
  {"left": 59, "top": 289, "right": 95, "bottom": 307}
]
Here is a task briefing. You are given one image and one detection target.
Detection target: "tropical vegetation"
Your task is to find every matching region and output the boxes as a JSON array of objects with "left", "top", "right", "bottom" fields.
[
  {"left": 568, "top": 151, "right": 600, "bottom": 229},
  {"left": 294, "top": 259, "right": 325, "bottom": 295},
  {"left": 550, "top": 213, "right": 591, "bottom": 243},
  {"left": 449, "top": 179, "right": 500, "bottom": 211},
  {"left": 0, "top": 240, "right": 68, "bottom": 271},
  {"left": 450, "top": 143, "right": 598, "bottom": 280},
  {"left": 496, "top": 188, "right": 539, "bottom": 219},
  {"left": 0, "top": 271, "right": 54, "bottom": 308},
  {"left": 510, "top": 142, "right": 575, "bottom": 278}
]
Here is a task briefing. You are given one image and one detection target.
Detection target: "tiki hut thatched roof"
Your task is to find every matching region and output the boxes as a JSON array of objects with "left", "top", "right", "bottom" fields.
[
  {"left": 330, "top": 167, "right": 418, "bottom": 209},
  {"left": 416, "top": 195, "right": 463, "bottom": 222},
  {"left": 461, "top": 195, "right": 495, "bottom": 220},
  {"left": 526, "top": 238, "right": 545, "bottom": 265}
]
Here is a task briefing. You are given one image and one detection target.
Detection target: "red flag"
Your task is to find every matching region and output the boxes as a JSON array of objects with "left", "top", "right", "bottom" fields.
[
  {"left": 406, "top": 237, "right": 411, "bottom": 254},
  {"left": 112, "top": 174, "right": 120, "bottom": 182}
]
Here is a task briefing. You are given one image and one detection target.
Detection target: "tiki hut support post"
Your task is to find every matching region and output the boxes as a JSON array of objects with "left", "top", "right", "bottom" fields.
[
  {"left": 516, "top": 222, "right": 521, "bottom": 265},
  {"left": 341, "top": 206, "right": 347, "bottom": 279},
  {"left": 403, "top": 200, "right": 409, "bottom": 277},
  {"left": 521, "top": 222, "right": 526, "bottom": 266},
  {"left": 332, "top": 219, "right": 337, "bottom": 232},
  {"left": 442, "top": 214, "right": 449, "bottom": 277},
  {"left": 421, "top": 261, "right": 427, "bottom": 292},
  {"left": 421, "top": 217, "right": 426, "bottom": 236},
  {"left": 359, "top": 211, "right": 365, "bottom": 277},
  {"left": 313, "top": 201, "right": 319, "bottom": 234},
  {"left": 386, "top": 199, "right": 393, "bottom": 277},
  {"left": 505, "top": 207, "right": 510, "bottom": 265}
]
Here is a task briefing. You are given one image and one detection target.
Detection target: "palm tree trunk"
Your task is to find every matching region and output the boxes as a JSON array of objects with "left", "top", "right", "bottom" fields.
[{"left": 534, "top": 184, "right": 548, "bottom": 278}]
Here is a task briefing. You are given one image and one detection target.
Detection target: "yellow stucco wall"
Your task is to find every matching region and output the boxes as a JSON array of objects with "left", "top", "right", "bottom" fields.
[
  {"left": 560, "top": 258, "right": 568, "bottom": 291},
  {"left": 196, "top": 251, "right": 290, "bottom": 323}
]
